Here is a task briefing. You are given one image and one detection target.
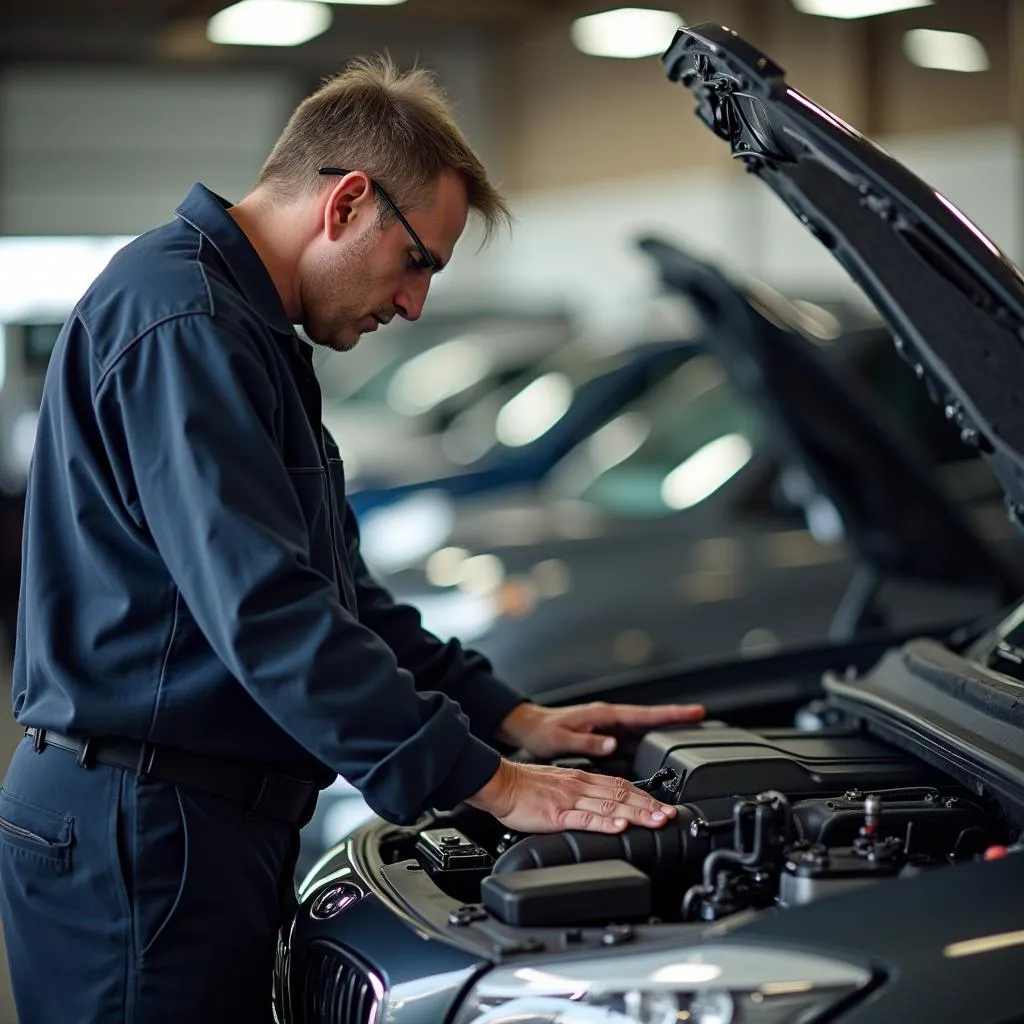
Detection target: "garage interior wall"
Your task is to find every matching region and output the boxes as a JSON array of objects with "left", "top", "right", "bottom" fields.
[
  {"left": 0, "top": 68, "right": 297, "bottom": 236},
  {"left": 0, "top": 0, "right": 1020, "bottom": 337},
  {"left": 473, "top": 0, "right": 1023, "bottom": 338}
]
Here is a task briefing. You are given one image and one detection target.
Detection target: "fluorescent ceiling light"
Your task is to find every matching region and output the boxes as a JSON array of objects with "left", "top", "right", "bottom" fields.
[
  {"left": 903, "top": 28, "right": 990, "bottom": 73},
  {"left": 571, "top": 8, "right": 685, "bottom": 59},
  {"left": 207, "top": 0, "right": 332, "bottom": 47},
  {"left": 792, "top": 0, "right": 931, "bottom": 18},
  {"left": 320, "top": 0, "right": 405, "bottom": 3}
]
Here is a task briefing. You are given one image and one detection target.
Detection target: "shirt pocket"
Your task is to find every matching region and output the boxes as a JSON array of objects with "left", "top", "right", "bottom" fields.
[
  {"left": 0, "top": 788, "right": 74, "bottom": 872},
  {"left": 286, "top": 465, "right": 333, "bottom": 564},
  {"left": 286, "top": 465, "right": 351, "bottom": 611}
]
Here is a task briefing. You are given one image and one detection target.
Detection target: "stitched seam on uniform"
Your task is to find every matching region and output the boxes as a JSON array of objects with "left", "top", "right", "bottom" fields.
[
  {"left": 74, "top": 307, "right": 103, "bottom": 375},
  {"left": 139, "top": 785, "right": 190, "bottom": 960},
  {"left": 148, "top": 586, "right": 181, "bottom": 742},
  {"left": 195, "top": 232, "right": 215, "bottom": 318},
  {"left": 93, "top": 310, "right": 211, "bottom": 394},
  {"left": 111, "top": 772, "right": 135, "bottom": 1023},
  {"left": 177, "top": 207, "right": 292, "bottom": 336}
]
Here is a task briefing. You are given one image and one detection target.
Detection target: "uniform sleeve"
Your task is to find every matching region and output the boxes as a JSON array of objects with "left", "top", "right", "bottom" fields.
[
  {"left": 339, "top": 505, "right": 527, "bottom": 743},
  {"left": 93, "top": 313, "right": 500, "bottom": 825}
]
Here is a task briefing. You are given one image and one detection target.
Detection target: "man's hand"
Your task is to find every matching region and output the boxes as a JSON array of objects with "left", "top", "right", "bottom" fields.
[
  {"left": 466, "top": 759, "right": 677, "bottom": 834},
  {"left": 495, "top": 700, "right": 705, "bottom": 759}
]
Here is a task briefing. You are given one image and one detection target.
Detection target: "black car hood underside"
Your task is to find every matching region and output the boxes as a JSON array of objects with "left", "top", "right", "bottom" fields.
[
  {"left": 637, "top": 236, "right": 1021, "bottom": 596},
  {"left": 663, "top": 23, "right": 1024, "bottom": 523}
]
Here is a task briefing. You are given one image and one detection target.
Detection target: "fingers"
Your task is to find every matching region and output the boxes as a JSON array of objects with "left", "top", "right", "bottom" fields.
[
  {"left": 578, "top": 780, "right": 675, "bottom": 815},
  {"left": 490, "top": 762, "right": 679, "bottom": 836},
  {"left": 584, "top": 702, "right": 706, "bottom": 731},
  {"left": 550, "top": 727, "right": 619, "bottom": 758},
  {"left": 571, "top": 797, "right": 671, "bottom": 828},
  {"left": 557, "top": 810, "right": 630, "bottom": 833},
  {"left": 564, "top": 771, "right": 676, "bottom": 832}
]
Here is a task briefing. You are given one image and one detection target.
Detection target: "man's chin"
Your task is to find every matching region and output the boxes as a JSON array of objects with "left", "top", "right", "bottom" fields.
[{"left": 309, "top": 330, "right": 361, "bottom": 353}]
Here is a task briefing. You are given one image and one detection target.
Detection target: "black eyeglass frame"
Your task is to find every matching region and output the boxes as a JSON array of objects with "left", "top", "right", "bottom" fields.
[{"left": 318, "top": 167, "right": 438, "bottom": 272}]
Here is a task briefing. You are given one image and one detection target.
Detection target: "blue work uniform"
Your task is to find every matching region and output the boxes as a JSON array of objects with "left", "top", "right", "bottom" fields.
[{"left": 0, "top": 183, "right": 524, "bottom": 1023}]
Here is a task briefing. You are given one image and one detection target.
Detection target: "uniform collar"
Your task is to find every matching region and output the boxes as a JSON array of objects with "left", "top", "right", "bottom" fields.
[{"left": 174, "top": 182, "right": 295, "bottom": 337}]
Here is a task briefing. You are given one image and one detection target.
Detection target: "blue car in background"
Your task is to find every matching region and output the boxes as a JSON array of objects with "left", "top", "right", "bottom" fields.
[
  {"left": 346, "top": 337, "right": 702, "bottom": 520},
  {"left": 319, "top": 308, "right": 574, "bottom": 492}
]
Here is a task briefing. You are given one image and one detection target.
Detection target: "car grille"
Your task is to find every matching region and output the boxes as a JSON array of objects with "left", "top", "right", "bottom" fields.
[
  {"left": 292, "top": 941, "right": 382, "bottom": 1024},
  {"left": 272, "top": 930, "right": 291, "bottom": 1023}
]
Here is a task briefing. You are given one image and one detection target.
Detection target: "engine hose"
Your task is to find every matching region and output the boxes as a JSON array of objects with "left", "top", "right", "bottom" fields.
[{"left": 492, "top": 804, "right": 711, "bottom": 878}]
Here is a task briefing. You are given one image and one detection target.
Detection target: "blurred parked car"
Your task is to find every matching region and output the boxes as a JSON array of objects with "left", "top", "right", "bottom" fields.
[
  {"left": 280, "top": 25, "right": 1024, "bottom": 1024},
  {"left": 318, "top": 309, "right": 574, "bottom": 489},
  {"left": 347, "top": 336, "right": 702, "bottom": 522},
  {"left": 375, "top": 241, "right": 1022, "bottom": 695},
  {"left": 0, "top": 319, "right": 61, "bottom": 642}
]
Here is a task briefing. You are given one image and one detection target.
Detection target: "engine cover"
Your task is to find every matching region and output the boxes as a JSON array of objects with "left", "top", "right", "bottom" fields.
[{"left": 634, "top": 722, "right": 940, "bottom": 803}]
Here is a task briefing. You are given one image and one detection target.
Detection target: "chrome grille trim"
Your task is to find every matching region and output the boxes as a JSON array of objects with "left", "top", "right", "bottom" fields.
[{"left": 294, "top": 940, "right": 383, "bottom": 1024}]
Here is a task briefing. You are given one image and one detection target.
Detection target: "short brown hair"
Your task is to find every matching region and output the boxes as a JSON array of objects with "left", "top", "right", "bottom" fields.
[{"left": 256, "top": 56, "right": 511, "bottom": 242}]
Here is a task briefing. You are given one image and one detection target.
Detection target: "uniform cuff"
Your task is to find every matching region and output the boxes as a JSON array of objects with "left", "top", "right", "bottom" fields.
[
  {"left": 428, "top": 734, "right": 502, "bottom": 812},
  {"left": 457, "top": 675, "right": 531, "bottom": 744}
]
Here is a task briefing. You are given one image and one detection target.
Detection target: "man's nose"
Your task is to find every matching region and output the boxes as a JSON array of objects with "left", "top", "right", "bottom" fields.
[{"left": 394, "top": 277, "right": 431, "bottom": 322}]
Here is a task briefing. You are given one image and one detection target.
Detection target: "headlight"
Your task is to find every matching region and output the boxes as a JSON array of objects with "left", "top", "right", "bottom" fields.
[{"left": 451, "top": 944, "right": 872, "bottom": 1024}]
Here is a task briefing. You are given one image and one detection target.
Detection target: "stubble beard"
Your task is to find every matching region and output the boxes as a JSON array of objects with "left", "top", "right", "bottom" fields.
[{"left": 303, "top": 229, "right": 384, "bottom": 353}]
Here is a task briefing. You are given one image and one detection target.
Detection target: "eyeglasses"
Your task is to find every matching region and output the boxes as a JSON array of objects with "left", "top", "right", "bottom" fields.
[{"left": 318, "top": 167, "right": 438, "bottom": 272}]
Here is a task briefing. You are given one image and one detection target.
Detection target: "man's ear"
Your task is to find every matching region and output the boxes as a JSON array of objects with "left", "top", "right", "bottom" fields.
[{"left": 323, "top": 171, "right": 373, "bottom": 241}]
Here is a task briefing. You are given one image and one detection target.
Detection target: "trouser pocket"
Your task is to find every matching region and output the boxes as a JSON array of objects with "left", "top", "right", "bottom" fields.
[
  {"left": 0, "top": 740, "right": 131, "bottom": 1023},
  {"left": 119, "top": 775, "right": 190, "bottom": 963},
  {"left": 0, "top": 786, "right": 74, "bottom": 870}
]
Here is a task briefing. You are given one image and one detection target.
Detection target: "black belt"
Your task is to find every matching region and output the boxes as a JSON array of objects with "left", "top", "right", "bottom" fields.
[{"left": 24, "top": 728, "right": 318, "bottom": 828}]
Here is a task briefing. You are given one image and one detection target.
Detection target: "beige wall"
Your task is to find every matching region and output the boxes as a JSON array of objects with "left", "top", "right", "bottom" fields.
[
  {"left": 496, "top": 0, "right": 1013, "bottom": 193},
  {"left": 496, "top": 0, "right": 752, "bottom": 192},
  {"left": 866, "top": 0, "right": 1010, "bottom": 134}
]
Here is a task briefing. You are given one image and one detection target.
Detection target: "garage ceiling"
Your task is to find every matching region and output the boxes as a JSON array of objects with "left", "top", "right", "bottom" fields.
[{"left": 0, "top": 0, "right": 570, "bottom": 66}]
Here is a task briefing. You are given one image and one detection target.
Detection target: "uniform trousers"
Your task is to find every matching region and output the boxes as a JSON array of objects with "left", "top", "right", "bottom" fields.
[{"left": 0, "top": 736, "right": 300, "bottom": 1023}]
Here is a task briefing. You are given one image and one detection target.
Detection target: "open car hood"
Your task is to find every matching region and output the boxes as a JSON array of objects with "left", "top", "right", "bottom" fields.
[
  {"left": 663, "top": 23, "right": 1024, "bottom": 534},
  {"left": 637, "top": 235, "right": 1021, "bottom": 603}
]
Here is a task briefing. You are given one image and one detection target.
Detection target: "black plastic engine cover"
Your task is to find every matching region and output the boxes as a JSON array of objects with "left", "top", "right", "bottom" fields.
[
  {"left": 634, "top": 723, "right": 942, "bottom": 802},
  {"left": 482, "top": 860, "right": 652, "bottom": 927},
  {"left": 792, "top": 794, "right": 993, "bottom": 853}
]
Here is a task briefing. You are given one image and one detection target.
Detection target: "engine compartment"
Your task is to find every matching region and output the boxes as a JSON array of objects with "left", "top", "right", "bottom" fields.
[{"left": 381, "top": 718, "right": 1012, "bottom": 930}]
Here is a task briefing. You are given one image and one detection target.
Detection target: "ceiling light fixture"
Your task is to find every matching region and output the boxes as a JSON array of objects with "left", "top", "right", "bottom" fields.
[
  {"left": 570, "top": 8, "right": 685, "bottom": 59},
  {"left": 903, "top": 28, "right": 990, "bottom": 73},
  {"left": 792, "top": 0, "right": 931, "bottom": 18},
  {"left": 319, "top": 0, "right": 406, "bottom": 4},
  {"left": 207, "top": 0, "right": 332, "bottom": 47}
]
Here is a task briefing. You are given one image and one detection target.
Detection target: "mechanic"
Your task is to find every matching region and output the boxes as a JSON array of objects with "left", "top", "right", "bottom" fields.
[{"left": 0, "top": 58, "right": 705, "bottom": 1023}]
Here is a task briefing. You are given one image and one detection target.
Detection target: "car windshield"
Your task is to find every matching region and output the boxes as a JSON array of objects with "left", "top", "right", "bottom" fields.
[
  {"left": 548, "top": 354, "right": 764, "bottom": 516},
  {"left": 440, "top": 340, "right": 655, "bottom": 467},
  {"left": 548, "top": 332, "right": 1001, "bottom": 519},
  {"left": 317, "top": 311, "right": 572, "bottom": 420}
]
